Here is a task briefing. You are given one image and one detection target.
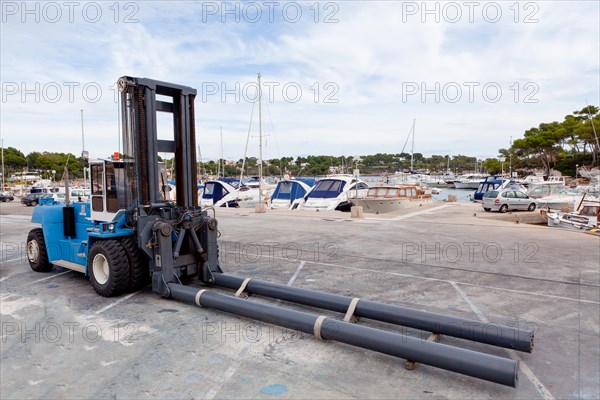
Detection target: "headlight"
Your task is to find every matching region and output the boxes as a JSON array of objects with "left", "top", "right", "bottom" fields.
[{"left": 108, "top": 223, "right": 115, "bottom": 231}]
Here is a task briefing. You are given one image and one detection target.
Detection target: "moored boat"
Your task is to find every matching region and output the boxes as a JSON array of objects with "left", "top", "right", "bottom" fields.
[
  {"left": 298, "top": 175, "right": 369, "bottom": 211},
  {"left": 357, "top": 184, "right": 432, "bottom": 214},
  {"left": 453, "top": 174, "right": 487, "bottom": 189},
  {"left": 546, "top": 200, "right": 600, "bottom": 231},
  {"left": 269, "top": 178, "right": 315, "bottom": 210}
]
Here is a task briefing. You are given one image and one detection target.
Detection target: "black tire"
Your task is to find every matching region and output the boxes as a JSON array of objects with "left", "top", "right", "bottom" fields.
[
  {"left": 499, "top": 204, "right": 508, "bottom": 213},
  {"left": 484, "top": 208, "right": 491, "bottom": 212},
  {"left": 120, "top": 237, "right": 150, "bottom": 291},
  {"left": 31, "top": 200, "right": 38, "bottom": 206},
  {"left": 88, "top": 240, "right": 130, "bottom": 297},
  {"left": 26, "top": 228, "right": 53, "bottom": 272},
  {"left": 528, "top": 203, "right": 536, "bottom": 212}
]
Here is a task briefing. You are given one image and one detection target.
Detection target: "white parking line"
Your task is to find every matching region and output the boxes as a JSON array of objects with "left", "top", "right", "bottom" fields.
[
  {"left": 23, "top": 270, "right": 72, "bottom": 285},
  {"left": 390, "top": 204, "right": 453, "bottom": 221},
  {"left": 450, "top": 281, "right": 555, "bottom": 400},
  {"left": 287, "top": 261, "right": 305, "bottom": 286},
  {"left": 93, "top": 289, "right": 145, "bottom": 315},
  {"left": 0, "top": 272, "right": 20, "bottom": 283},
  {"left": 0, "top": 256, "right": 24, "bottom": 265}
]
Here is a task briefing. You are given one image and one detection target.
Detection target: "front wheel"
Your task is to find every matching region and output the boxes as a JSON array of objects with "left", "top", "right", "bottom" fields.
[
  {"left": 120, "top": 237, "right": 150, "bottom": 292},
  {"left": 31, "top": 200, "right": 38, "bottom": 206},
  {"left": 528, "top": 203, "right": 537, "bottom": 211},
  {"left": 499, "top": 204, "right": 508, "bottom": 213},
  {"left": 88, "top": 240, "right": 130, "bottom": 297},
  {"left": 26, "top": 228, "right": 53, "bottom": 272}
]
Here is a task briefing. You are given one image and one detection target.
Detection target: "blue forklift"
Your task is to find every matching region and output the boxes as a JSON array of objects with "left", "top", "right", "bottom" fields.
[{"left": 25, "top": 76, "right": 531, "bottom": 387}]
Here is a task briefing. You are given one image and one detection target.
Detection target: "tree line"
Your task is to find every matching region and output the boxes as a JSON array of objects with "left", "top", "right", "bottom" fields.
[
  {"left": 482, "top": 105, "right": 599, "bottom": 177},
  {"left": 1, "top": 148, "right": 83, "bottom": 181}
]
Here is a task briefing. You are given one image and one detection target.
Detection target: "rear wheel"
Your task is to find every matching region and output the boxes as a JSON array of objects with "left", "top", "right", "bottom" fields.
[
  {"left": 26, "top": 228, "right": 53, "bottom": 272},
  {"left": 31, "top": 200, "right": 38, "bottom": 206},
  {"left": 499, "top": 204, "right": 508, "bottom": 213},
  {"left": 120, "top": 237, "right": 150, "bottom": 292},
  {"left": 528, "top": 203, "right": 536, "bottom": 211},
  {"left": 88, "top": 240, "right": 130, "bottom": 297},
  {"left": 484, "top": 208, "right": 491, "bottom": 212}
]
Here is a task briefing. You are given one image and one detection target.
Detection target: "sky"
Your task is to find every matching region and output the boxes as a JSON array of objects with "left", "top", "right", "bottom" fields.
[{"left": 1, "top": 1, "right": 599, "bottom": 163}]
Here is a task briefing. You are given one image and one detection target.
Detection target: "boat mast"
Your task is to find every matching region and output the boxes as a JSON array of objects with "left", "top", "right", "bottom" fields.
[
  {"left": 509, "top": 136, "right": 513, "bottom": 178},
  {"left": 80, "top": 109, "right": 88, "bottom": 189},
  {"left": 1, "top": 139, "right": 4, "bottom": 190},
  {"left": 197, "top": 144, "right": 205, "bottom": 179},
  {"left": 258, "top": 73, "right": 263, "bottom": 204},
  {"left": 219, "top": 127, "right": 223, "bottom": 178},
  {"left": 410, "top": 118, "right": 415, "bottom": 172}
]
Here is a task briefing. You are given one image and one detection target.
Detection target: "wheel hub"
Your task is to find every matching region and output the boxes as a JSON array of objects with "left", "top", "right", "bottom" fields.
[
  {"left": 92, "top": 253, "right": 109, "bottom": 285},
  {"left": 27, "top": 241, "right": 39, "bottom": 263}
]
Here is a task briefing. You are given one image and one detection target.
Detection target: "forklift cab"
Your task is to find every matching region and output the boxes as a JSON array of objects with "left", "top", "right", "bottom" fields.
[
  {"left": 89, "top": 160, "right": 127, "bottom": 222},
  {"left": 89, "top": 159, "right": 172, "bottom": 223}
]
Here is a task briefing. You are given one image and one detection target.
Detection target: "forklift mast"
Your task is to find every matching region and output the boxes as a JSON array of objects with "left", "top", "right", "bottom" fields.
[
  {"left": 118, "top": 76, "right": 198, "bottom": 208},
  {"left": 117, "top": 76, "right": 221, "bottom": 296}
]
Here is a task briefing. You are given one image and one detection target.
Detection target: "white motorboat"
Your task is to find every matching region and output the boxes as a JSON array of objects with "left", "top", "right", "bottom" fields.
[
  {"left": 269, "top": 178, "right": 315, "bottom": 210},
  {"left": 298, "top": 175, "right": 369, "bottom": 211},
  {"left": 526, "top": 176, "right": 566, "bottom": 198},
  {"left": 199, "top": 178, "right": 256, "bottom": 208},
  {"left": 535, "top": 186, "right": 599, "bottom": 211},
  {"left": 453, "top": 174, "right": 487, "bottom": 189}
]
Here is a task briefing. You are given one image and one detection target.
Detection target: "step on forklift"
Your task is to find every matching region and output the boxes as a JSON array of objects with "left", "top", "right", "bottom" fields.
[{"left": 26, "top": 76, "right": 533, "bottom": 387}]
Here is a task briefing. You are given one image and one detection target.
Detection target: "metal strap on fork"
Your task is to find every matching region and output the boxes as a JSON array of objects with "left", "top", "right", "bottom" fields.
[
  {"left": 235, "top": 278, "right": 252, "bottom": 298},
  {"left": 344, "top": 297, "right": 360, "bottom": 323},
  {"left": 313, "top": 315, "right": 328, "bottom": 340},
  {"left": 195, "top": 289, "right": 207, "bottom": 306}
]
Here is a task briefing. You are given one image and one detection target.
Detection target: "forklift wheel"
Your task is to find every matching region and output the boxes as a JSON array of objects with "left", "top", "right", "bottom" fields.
[
  {"left": 26, "top": 228, "right": 53, "bottom": 272},
  {"left": 88, "top": 240, "right": 130, "bottom": 297},
  {"left": 120, "top": 237, "right": 150, "bottom": 291}
]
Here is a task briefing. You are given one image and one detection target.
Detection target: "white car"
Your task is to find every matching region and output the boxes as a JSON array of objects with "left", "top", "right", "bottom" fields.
[{"left": 482, "top": 189, "right": 537, "bottom": 213}]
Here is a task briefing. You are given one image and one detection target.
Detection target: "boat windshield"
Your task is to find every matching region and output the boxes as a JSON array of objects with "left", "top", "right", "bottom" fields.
[
  {"left": 202, "top": 182, "right": 229, "bottom": 200},
  {"left": 308, "top": 179, "right": 346, "bottom": 199},
  {"left": 272, "top": 181, "right": 306, "bottom": 201}
]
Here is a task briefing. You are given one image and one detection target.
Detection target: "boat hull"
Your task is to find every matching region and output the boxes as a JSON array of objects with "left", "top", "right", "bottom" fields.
[
  {"left": 454, "top": 182, "right": 480, "bottom": 190},
  {"left": 358, "top": 197, "right": 432, "bottom": 214}
]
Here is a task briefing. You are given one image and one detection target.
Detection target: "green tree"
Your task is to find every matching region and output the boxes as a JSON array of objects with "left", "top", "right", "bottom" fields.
[
  {"left": 512, "top": 122, "right": 564, "bottom": 177},
  {"left": 2, "top": 147, "right": 27, "bottom": 172},
  {"left": 482, "top": 158, "right": 502, "bottom": 174}
]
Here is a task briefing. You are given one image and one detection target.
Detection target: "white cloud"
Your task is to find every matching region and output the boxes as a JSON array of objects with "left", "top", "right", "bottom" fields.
[{"left": 1, "top": 1, "right": 598, "bottom": 162}]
